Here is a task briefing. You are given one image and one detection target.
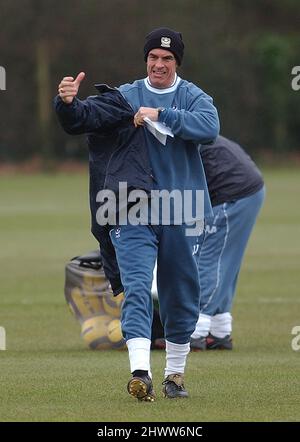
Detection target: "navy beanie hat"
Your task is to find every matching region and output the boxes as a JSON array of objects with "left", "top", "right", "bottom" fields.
[{"left": 143, "top": 27, "right": 184, "bottom": 65}]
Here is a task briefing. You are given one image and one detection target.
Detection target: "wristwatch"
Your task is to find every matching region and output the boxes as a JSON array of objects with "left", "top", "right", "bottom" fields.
[{"left": 157, "top": 107, "right": 166, "bottom": 119}]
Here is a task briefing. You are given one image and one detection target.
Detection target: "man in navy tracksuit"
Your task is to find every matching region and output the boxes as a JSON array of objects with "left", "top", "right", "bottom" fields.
[{"left": 55, "top": 27, "right": 219, "bottom": 401}]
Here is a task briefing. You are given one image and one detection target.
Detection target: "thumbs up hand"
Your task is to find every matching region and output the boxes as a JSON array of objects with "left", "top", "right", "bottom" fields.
[{"left": 58, "top": 72, "right": 86, "bottom": 104}]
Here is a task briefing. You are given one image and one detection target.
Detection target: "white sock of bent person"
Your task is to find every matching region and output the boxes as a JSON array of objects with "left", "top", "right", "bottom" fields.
[
  {"left": 210, "top": 312, "right": 232, "bottom": 338},
  {"left": 190, "top": 313, "right": 212, "bottom": 339}
]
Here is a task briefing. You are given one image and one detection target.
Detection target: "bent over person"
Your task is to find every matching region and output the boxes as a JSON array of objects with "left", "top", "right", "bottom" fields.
[
  {"left": 54, "top": 27, "right": 219, "bottom": 401},
  {"left": 190, "top": 136, "right": 265, "bottom": 349}
]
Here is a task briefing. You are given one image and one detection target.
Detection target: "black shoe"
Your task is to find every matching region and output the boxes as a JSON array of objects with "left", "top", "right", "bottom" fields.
[
  {"left": 162, "top": 374, "right": 189, "bottom": 399},
  {"left": 127, "top": 374, "right": 156, "bottom": 402},
  {"left": 190, "top": 336, "right": 207, "bottom": 351},
  {"left": 206, "top": 333, "right": 233, "bottom": 350}
]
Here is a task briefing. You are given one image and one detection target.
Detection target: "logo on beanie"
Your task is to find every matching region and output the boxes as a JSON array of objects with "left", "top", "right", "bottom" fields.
[{"left": 161, "top": 37, "right": 171, "bottom": 48}]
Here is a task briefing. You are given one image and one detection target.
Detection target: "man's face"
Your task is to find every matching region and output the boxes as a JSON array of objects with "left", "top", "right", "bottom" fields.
[{"left": 147, "top": 48, "right": 177, "bottom": 89}]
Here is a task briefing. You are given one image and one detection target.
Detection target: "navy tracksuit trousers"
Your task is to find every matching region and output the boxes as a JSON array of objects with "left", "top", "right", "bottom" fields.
[
  {"left": 198, "top": 187, "right": 266, "bottom": 315},
  {"left": 110, "top": 224, "right": 201, "bottom": 344}
]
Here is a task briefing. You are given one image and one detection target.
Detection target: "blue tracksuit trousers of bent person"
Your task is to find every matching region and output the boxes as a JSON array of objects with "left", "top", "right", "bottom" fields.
[
  {"left": 198, "top": 187, "right": 266, "bottom": 315},
  {"left": 110, "top": 223, "right": 201, "bottom": 344}
]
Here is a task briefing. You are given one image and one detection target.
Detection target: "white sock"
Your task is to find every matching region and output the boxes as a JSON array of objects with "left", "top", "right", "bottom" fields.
[
  {"left": 210, "top": 312, "right": 232, "bottom": 338},
  {"left": 191, "top": 313, "right": 212, "bottom": 338},
  {"left": 126, "top": 337, "right": 152, "bottom": 376},
  {"left": 164, "top": 340, "right": 190, "bottom": 377}
]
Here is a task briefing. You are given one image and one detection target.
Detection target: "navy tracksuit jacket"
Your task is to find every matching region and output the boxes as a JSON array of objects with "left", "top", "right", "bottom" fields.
[{"left": 54, "top": 84, "right": 151, "bottom": 294}]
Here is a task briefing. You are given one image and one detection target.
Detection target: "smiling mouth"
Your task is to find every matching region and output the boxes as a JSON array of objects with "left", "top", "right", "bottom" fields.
[{"left": 152, "top": 71, "right": 166, "bottom": 76}]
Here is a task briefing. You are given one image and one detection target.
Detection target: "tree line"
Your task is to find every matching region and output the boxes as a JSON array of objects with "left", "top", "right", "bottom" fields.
[{"left": 0, "top": 0, "right": 299, "bottom": 163}]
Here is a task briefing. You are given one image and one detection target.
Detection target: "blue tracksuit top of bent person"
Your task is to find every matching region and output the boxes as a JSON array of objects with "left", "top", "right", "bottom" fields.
[{"left": 118, "top": 76, "right": 220, "bottom": 223}]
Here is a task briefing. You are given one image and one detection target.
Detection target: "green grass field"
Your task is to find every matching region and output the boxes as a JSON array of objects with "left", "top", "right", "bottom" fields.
[{"left": 0, "top": 169, "right": 299, "bottom": 422}]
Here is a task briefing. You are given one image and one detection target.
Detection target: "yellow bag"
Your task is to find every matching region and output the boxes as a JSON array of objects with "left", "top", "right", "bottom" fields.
[{"left": 64, "top": 250, "right": 125, "bottom": 349}]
